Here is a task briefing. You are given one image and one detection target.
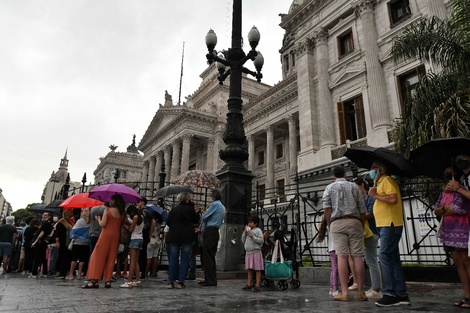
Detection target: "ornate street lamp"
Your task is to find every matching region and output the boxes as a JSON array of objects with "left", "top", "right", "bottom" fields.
[
  {"left": 81, "top": 172, "right": 87, "bottom": 193},
  {"left": 204, "top": 0, "right": 263, "bottom": 271}
]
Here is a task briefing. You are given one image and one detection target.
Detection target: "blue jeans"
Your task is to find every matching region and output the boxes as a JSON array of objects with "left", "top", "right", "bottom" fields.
[
  {"left": 364, "top": 234, "right": 382, "bottom": 290},
  {"left": 378, "top": 225, "right": 407, "bottom": 297},
  {"left": 168, "top": 242, "right": 192, "bottom": 284}
]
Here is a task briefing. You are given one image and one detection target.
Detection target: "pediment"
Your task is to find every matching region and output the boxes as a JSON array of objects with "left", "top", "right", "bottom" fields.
[{"left": 330, "top": 66, "right": 365, "bottom": 89}]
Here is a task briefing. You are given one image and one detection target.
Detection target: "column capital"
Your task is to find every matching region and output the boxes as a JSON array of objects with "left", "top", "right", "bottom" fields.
[
  {"left": 287, "top": 114, "right": 297, "bottom": 125},
  {"left": 313, "top": 28, "right": 328, "bottom": 44},
  {"left": 182, "top": 133, "right": 192, "bottom": 142},
  {"left": 295, "top": 37, "right": 315, "bottom": 56},
  {"left": 355, "top": 0, "right": 376, "bottom": 15},
  {"left": 207, "top": 137, "right": 215, "bottom": 147},
  {"left": 265, "top": 125, "right": 274, "bottom": 134}
]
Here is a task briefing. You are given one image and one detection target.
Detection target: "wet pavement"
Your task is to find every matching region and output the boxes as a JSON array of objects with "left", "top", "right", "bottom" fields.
[{"left": 0, "top": 271, "right": 466, "bottom": 312}]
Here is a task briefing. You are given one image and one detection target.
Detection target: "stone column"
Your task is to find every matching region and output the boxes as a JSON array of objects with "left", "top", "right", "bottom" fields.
[
  {"left": 295, "top": 37, "right": 319, "bottom": 171},
  {"left": 266, "top": 126, "right": 275, "bottom": 191},
  {"left": 247, "top": 135, "right": 255, "bottom": 172},
  {"left": 142, "top": 161, "right": 149, "bottom": 190},
  {"left": 357, "top": 1, "right": 391, "bottom": 129},
  {"left": 171, "top": 140, "right": 181, "bottom": 178},
  {"left": 207, "top": 138, "right": 215, "bottom": 172},
  {"left": 213, "top": 124, "right": 225, "bottom": 171},
  {"left": 181, "top": 134, "right": 191, "bottom": 173},
  {"left": 155, "top": 151, "right": 163, "bottom": 184},
  {"left": 287, "top": 114, "right": 298, "bottom": 175},
  {"left": 148, "top": 155, "right": 156, "bottom": 195},
  {"left": 164, "top": 145, "right": 172, "bottom": 182},
  {"left": 195, "top": 145, "right": 202, "bottom": 170},
  {"left": 315, "top": 29, "right": 336, "bottom": 148},
  {"left": 428, "top": 0, "right": 447, "bottom": 19}
]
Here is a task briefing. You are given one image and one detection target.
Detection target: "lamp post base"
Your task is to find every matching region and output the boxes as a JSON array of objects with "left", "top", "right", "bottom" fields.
[{"left": 216, "top": 166, "right": 254, "bottom": 271}]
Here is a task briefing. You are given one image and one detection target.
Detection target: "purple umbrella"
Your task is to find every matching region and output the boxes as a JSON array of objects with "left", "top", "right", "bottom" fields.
[{"left": 88, "top": 183, "right": 142, "bottom": 203}]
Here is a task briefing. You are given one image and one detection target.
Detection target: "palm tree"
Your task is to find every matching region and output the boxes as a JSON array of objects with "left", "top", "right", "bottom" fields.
[{"left": 391, "top": 0, "right": 470, "bottom": 157}]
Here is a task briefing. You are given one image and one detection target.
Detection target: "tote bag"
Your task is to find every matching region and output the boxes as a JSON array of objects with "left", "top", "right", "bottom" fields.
[{"left": 265, "top": 239, "right": 293, "bottom": 280}]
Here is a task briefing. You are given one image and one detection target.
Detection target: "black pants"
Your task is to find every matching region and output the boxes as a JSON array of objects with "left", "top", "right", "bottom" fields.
[
  {"left": 31, "top": 242, "right": 48, "bottom": 276},
  {"left": 56, "top": 247, "right": 72, "bottom": 277},
  {"left": 202, "top": 227, "right": 219, "bottom": 285}
]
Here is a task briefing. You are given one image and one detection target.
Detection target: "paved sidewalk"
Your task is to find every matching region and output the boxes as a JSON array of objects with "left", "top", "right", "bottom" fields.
[{"left": 0, "top": 272, "right": 465, "bottom": 312}]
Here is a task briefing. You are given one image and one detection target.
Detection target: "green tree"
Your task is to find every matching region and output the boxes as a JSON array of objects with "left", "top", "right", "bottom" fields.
[
  {"left": 11, "top": 208, "right": 36, "bottom": 224},
  {"left": 391, "top": 0, "right": 470, "bottom": 157}
]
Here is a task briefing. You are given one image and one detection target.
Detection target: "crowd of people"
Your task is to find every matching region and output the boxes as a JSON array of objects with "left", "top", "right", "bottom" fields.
[
  {"left": 0, "top": 188, "right": 228, "bottom": 291},
  {"left": 3, "top": 154, "right": 470, "bottom": 306}
]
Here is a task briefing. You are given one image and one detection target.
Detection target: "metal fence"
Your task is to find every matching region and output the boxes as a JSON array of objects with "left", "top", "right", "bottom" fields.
[{"left": 61, "top": 175, "right": 449, "bottom": 268}]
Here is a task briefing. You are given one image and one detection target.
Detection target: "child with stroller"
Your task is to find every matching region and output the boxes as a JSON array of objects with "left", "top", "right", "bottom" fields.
[{"left": 241, "top": 215, "right": 264, "bottom": 292}]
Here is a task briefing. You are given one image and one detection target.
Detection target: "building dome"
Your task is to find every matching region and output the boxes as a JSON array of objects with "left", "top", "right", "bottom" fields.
[{"left": 288, "top": 0, "right": 304, "bottom": 14}]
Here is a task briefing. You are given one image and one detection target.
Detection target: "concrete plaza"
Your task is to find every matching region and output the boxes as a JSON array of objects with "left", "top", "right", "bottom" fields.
[{"left": 0, "top": 270, "right": 466, "bottom": 313}]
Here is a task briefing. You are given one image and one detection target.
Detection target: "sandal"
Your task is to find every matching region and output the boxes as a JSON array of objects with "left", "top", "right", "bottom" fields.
[
  {"left": 460, "top": 298, "right": 470, "bottom": 308},
  {"left": 242, "top": 284, "right": 252, "bottom": 291},
  {"left": 105, "top": 281, "right": 111, "bottom": 289},
  {"left": 176, "top": 283, "right": 186, "bottom": 289},
  {"left": 82, "top": 281, "right": 99, "bottom": 289},
  {"left": 167, "top": 282, "right": 174, "bottom": 289},
  {"left": 355, "top": 293, "right": 368, "bottom": 301}
]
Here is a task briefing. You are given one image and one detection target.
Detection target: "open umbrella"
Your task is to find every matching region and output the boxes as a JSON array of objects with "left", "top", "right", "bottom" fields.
[
  {"left": 29, "top": 204, "right": 60, "bottom": 215},
  {"left": 155, "top": 185, "right": 194, "bottom": 198},
  {"left": 146, "top": 204, "right": 168, "bottom": 222},
  {"left": 344, "top": 146, "right": 415, "bottom": 177},
  {"left": 89, "top": 183, "right": 142, "bottom": 203},
  {"left": 59, "top": 192, "right": 104, "bottom": 209},
  {"left": 171, "top": 170, "right": 220, "bottom": 188},
  {"left": 409, "top": 137, "right": 470, "bottom": 179}
]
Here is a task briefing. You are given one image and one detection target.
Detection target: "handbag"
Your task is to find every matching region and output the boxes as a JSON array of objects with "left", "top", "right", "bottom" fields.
[
  {"left": 119, "top": 222, "right": 131, "bottom": 245},
  {"left": 68, "top": 238, "right": 75, "bottom": 251},
  {"left": 265, "top": 239, "right": 292, "bottom": 280}
]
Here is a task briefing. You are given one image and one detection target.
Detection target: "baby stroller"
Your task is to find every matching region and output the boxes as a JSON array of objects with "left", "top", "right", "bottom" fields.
[{"left": 264, "top": 228, "right": 301, "bottom": 291}]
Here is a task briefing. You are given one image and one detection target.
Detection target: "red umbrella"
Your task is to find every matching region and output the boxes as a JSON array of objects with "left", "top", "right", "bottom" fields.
[{"left": 60, "top": 192, "right": 104, "bottom": 209}]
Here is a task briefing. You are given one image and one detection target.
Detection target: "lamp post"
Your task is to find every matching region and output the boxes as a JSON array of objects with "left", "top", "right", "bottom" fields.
[
  {"left": 81, "top": 172, "right": 87, "bottom": 193},
  {"left": 204, "top": 0, "right": 263, "bottom": 271},
  {"left": 157, "top": 164, "right": 166, "bottom": 208}
]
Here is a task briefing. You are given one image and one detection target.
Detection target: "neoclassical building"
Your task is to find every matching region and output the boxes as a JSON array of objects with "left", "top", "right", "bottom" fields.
[
  {"left": 136, "top": 0, "right": 449, "bottom": 203},
  {"left": 138, "top": 65, "right": 271, "bottom": 197},
  {"left": 245, "top": 0, "right": 448, "bottom": 195},
  {"left": 93, "top": 136, "right": 144, "bottom": 186}
]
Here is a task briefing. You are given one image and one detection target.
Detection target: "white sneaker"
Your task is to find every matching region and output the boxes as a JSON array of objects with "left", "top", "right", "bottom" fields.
[
  {"left": 365, "top": 289, "right": 383, "bottom": 299},
  {"left": 329, "top": 290, "right": 340, "bottom": 296}
]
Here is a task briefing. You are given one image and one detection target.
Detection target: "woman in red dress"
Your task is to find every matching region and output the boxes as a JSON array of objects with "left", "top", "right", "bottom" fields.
[{"left": 82, "top": 194, "right": 125, "bottom": 288}]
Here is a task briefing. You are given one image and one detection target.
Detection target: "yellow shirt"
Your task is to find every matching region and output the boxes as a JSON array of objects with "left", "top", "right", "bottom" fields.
[{"left": 373, "top": 175, "right": 404, "bottom": 227}]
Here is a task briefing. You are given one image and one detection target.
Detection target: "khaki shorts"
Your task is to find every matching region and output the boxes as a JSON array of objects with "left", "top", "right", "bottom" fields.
[{"left": 330, "top": 218, "right": 364, "bottom": 256}]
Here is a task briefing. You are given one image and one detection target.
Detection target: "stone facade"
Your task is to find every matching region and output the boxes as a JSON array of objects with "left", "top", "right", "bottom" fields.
[
  {"left": 244, "top": 0, "right": 449, "bottom": 199},
  {"left": 93, "top": 137, "right": 144, "bottom": 186},
  {"left": 137, "top": 64, "right": 271, "bottom": 202}
]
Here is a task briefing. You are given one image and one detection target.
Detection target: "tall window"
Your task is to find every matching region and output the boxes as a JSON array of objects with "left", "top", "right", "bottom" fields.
[
  {"left": 257, "top": 150, "right": 265, "bottom": 165},
  {"left": 398, "top": 65, "right": 426, "bottom": 111},
  {"left": 284, "top": 54, "right": 290, "bottom": 71},
  {"left": 258, "top": 184, "right": 266, "bottom": 201},
  {"left": 275, "top": 143, "right": 283, "bottom": 159},
  {"left": 277, "top": 179, "right": 286, "bottom": 202},
  {"left": 337, "top": 95, "right": 366, "bottom": 144},
  {"left": 337, "top": 29, "right": 354, "bottom": 59},
  {"left": 388, "top": 0, "right": 411, "bottom": 27}
]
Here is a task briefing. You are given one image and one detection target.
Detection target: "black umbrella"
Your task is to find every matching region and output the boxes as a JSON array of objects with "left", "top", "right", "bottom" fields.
[
  {"left": 45, "top": 199, "right": 64, "bottom": 210},
  {"left": 344, "top": 146, "right": 415, "bottom": 177},
  {"left": 29, "top": 204, "right": 61, "bottom": 214},
  {"left": 155, "top": 184, "right": 194, "bottom": 198},
  {"left": 409, "top": 137, "right": 470, "bottom": 179}
]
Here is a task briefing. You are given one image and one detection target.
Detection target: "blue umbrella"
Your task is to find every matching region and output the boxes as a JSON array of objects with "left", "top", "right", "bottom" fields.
[{"left": 146, "top": 204, "right": 168, "bottom": 222}]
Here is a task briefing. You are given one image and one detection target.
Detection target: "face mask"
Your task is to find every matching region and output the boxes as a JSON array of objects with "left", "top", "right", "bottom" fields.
[
  {"left": 53, "top": 217, "right": 59, "bottom": 222},
  {"left": 369, "top": 169, "right": 377, "bottom": 181},
  {"left": 456, "top": 159, "right": 470, "bottom": 170},
  {"left": 443, "top": 173, "right": 453, "bottom": 181}
]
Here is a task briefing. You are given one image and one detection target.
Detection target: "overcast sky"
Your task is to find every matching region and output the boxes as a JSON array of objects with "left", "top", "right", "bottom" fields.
[{"left": 0, "top": 0, "right": 290, "bottom": 210}]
